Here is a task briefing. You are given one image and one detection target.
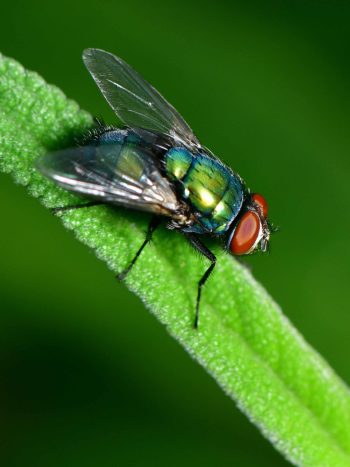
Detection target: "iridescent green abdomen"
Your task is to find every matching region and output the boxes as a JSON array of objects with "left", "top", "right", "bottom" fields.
[{"left": 165, "top": 147, "right": 245, "bottom": 234}]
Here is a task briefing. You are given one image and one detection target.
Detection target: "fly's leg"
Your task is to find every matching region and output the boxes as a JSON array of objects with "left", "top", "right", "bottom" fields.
[
  {"left": 117, "top": 216, "right": 161, "bottom": 281},
  {"left": 185, "top": 233, "right": 217, "bottom": 329},
  {"left": 51, "top": 201, "right": 103, "bottom": 215}
]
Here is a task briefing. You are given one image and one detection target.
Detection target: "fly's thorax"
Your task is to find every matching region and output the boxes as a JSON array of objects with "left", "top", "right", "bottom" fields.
[
  {"left": 95, "top": 128, "right": 167, "bottom": 183},
  {"left": 95, "top": 129, "right": 145, "bottom": 180},
  {"left": 164, "top": 147, "right": 244, "bottom": 234},
  {"left": 84, "top": 128, "right": 181, "bottom": 216},
  {"left": 96, "top": 127, "right": 161, "bottom": 149}
]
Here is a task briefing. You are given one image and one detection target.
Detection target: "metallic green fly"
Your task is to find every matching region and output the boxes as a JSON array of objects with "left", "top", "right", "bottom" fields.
[{"left": 38, "top": 48, "right": 271, "bottom": 328}]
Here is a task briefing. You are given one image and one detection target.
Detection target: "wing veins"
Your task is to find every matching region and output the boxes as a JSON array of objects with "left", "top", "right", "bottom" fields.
[
  {"left": 106, "top": 78, "right": 154, "bottom": 108},
  {"left": 83, "top": 48, "right": 201, "bottom": 149}
]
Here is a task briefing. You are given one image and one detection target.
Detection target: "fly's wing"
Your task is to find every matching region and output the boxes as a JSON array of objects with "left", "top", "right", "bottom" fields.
[
  {"left": 82, "top": 48, "right": 201, "bottom": 150},
  {"left": 37, "top": 142, "right": 181, "bottom": 217}
]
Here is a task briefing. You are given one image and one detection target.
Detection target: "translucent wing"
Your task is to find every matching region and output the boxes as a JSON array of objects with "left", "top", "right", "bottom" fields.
[
  {"left": 37, "top": 142, "right": 181, "bottom": 216},
  {"left": 83, "top": 48, "right": 201, "bottom": 150}
]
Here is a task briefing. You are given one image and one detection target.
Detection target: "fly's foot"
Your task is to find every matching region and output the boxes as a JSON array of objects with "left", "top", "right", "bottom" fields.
[{"left": 116, "top": 266, "right": 132, "bottom": 281}]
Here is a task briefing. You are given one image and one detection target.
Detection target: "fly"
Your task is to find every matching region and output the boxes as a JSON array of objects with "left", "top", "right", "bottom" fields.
[{"left": 37, "top": 48, "right": 273, "bottom": 328}]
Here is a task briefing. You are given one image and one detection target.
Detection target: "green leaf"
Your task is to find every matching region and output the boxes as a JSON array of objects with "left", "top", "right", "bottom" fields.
[{"left": 1, "top": 52, "right": 350, "bottom": 467}]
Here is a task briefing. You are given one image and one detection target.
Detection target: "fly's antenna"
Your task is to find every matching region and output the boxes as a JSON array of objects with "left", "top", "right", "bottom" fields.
[{"left": 267, "top": 218, "right": 280, "bottom": 234}]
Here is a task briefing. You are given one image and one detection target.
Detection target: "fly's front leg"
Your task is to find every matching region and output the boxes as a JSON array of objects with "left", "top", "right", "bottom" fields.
[
  {"left": 185, "top": 233, "right": 217, "bottom": 329},
  {"left": 51, "top": 200, "right": 103, "bottom": 215},
  {"left": 117, "top": 216, "right": 161, "bottom": 281}
]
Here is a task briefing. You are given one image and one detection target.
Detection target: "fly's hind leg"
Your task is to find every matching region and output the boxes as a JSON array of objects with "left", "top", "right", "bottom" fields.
[
  {"left": 51, "top": 200, "right": 103, "bottom": 215},
  {"left": 117, "top": 216, "right": 161, "bottom": 281},
  {"left": 185, "top": 233, "right": 217, "bottom": 329}
]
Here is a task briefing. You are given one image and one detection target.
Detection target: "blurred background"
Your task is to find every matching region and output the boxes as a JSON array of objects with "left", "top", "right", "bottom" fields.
[{"left": 1, "top": 0, "right": 350, "bottom": 465}]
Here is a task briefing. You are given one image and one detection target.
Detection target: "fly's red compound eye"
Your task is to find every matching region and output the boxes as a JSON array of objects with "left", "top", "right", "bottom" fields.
[
  {"left": 229, "top": 211, "right": 261, "bottom": 255},
  {"left": 252, "top": 193, "right": 268, "bottom": 217}
]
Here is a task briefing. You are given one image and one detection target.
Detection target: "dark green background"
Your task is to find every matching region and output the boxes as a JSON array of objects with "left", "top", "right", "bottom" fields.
[{"left": 1, "top": 1, "right": 350, "bottom": 465}]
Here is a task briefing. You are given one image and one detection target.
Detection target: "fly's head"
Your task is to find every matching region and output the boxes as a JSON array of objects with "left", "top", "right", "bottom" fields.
[{"left": 227, "top": 193, "right": 271, "bottom": 256}]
